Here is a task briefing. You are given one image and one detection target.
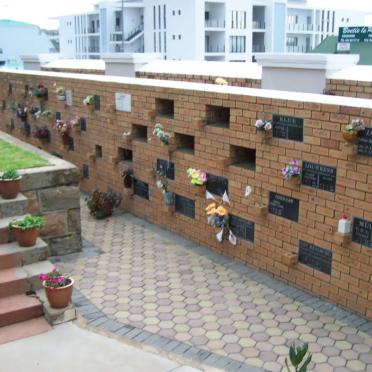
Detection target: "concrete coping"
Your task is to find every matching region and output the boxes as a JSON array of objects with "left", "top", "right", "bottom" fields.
[
  {"left": 327, "top": 65, "right": 372, "bottom": 82},
  {"left": 0, "top": 130, "right": 78, "bottom": 177},
  {"left": 101, "top": 53, "right": 163, "bottom": 64},
  {"left": 1, "top": 68, "right": 372, "bottom": 110}
]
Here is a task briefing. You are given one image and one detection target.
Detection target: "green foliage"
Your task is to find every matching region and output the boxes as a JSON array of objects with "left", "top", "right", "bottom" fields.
[
  {"left": 0, "top": 168, "right": 20, "bottom": 180},
  {"left": 10, "top": 215, "right": 45, "bottom": 231},
  {"left": 285, "top": 343, "right": 312, "bottom": 372},
  {"left": 85, "top": 189, "right": 122, "bottom": 219}
]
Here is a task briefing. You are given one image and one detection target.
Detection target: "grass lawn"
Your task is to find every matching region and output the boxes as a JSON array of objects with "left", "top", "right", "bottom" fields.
[{"left": 0, "top": 139, "right": 49, "bottom": 171}]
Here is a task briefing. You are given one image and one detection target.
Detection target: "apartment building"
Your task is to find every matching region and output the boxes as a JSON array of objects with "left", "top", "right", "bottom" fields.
[{"left": 58, "top": 0, "right": 366, "bottom": 61}]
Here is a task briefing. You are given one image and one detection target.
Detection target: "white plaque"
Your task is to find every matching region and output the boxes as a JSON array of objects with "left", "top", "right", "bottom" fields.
[
  {"left": 65, "top": 90, "right": 73, "bottom": 106},
  {"left": 115, "top": 92, "right": 131, "bottom": 112},
  {"left": 337, "top": 42, "right": 350, "bottom": 52}
]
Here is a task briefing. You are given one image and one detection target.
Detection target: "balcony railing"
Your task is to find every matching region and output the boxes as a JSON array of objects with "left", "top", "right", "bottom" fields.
[
  {"left": 88, "top": 46, "right": 100, "bottom": 53},
  {"left": 252, "top": 20, "right": 265, "bottom": 29},
  {"left": 110, "top": 34, "right": 123, "bottom": 42},
  {"left": 287, "top": 23, "right": 321, "bottom": 32},
  {"left": 115, "top": 25, "right": 121, "bottom": 32},
  {"left": 205, "top": 20, "right": 226, "bottom": 28},
  {"left": 252, "top": 44, "right": 265, "bottom": 52},
  {"left": 205, "top": 45, "right": 225, "bottom": 53},
  {"left": 88, "top": 27, "right": 100, "bottom": 34},
  {"left": 286, "top": 45, "right": 311, "bottom": 53}
]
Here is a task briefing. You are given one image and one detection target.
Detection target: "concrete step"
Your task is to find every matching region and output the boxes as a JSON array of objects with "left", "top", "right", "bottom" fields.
[
  {"left": 0, "top": 267, "right": 30, "bottom": 298},
  {"left": 0, "top": 294, "right": 43, "bottom": 327},
  {"left": 0, "top": 316, "right": 51, "bottom": 345},
  {"left": 23, "top": 260, "right": 55, "bottom": 291},
  {"left": 36, "top": 289, "right": 76, "bottom": 325},
  {"left": 0, "top": 194, "right": 28, "bottom": 219},
  {"left": 0, "top": 214, "right": 28, "bottom": 244},
  {"left": 0, "top": 238, "right": 49, "bottom": 269}
]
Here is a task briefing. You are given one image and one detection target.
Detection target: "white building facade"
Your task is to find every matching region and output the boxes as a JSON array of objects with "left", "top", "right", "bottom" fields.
[{"left": 58, "top": 0, "right": 366, "bottom": 61}]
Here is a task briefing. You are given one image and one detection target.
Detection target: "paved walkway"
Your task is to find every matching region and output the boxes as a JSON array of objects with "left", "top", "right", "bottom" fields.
[
  {"left": 56, "top": 205, "right": 372, "bottom": 372},
  {"left": 0, "top": 322, "right": 202, "bottom": 372}
]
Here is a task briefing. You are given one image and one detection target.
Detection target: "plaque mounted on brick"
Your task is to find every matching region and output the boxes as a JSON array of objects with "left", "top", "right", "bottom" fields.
[
  {"left": 272, "top": 114, "right": 304, "bottom": 142},
  {"left": 230, "top": 215, "right": 254, "bottom": 242},
  {"left": 55, "top": 112, "right": 61, "bottom": 120},
  {"left": 156, "top": 159, "right": 175, "bottom": 180},
  {"left": 301, "top": 161, "right": 337, "bottom": 192},
  {"left": 94, "top": 95, "right": 100, "bottom": 111},
  {"left": 68, "top": 136, "right": 74, "bottom": 151},
  {"left": 352, "top": 217, "right": 372, "bottom": 248},
  {"left": 269, "top": 192, "right": 299, "bottom": 222},
  {"left": 80, "top": 117, "right": 87, "bottom": 131},
  {"left": 82, "top": 164, "right": 89, "bottom": 179},
  {"left": 299, "top": 240, "right": 332, "bottom": 275},
  {"left": 133, "top": 179, "right": 149, "bottom": 200},
  {"left": 358, "top": 128, "right": 372, "bottom": 156},
  {"left": 175, "top": 195, "right": 195, "bottom": 218},
  {"left": 206, "top": 173, "right": 228, "bottom": 197}
]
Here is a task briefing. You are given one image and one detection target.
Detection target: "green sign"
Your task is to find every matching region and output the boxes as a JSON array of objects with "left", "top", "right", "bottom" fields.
[{"left": 338, "top": 26, "right": 372, "bottom": 43}]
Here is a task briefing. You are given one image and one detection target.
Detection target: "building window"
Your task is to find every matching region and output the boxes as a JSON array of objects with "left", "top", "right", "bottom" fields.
[
  {"left": 231, "top": 11, "right": 246, "bottom": 29},
  {"left": 172, "top": 35, "right": 175, "bottom": 40},
  {"left": 158, "top": 5, "right": 161, "bottom": 29},
  {"left": 159, "top": 32, "right": 162, "bottom": 51},
  {"left": 154, "top": 32, "right": 157, "bottom": 52},
  {"left": 164, "top": 32, "right": 167, "bottom": 53},
  {"left": 153, "top": 6, "right": 156, "bottom": 29},
  {"left": 178, "top": 10, "right": 181, "bottom": 15},
  {"left": 172, "top": 10, "right": 175, "bottom": 16},
  {"left": 178, "top": 34, "right": 181, "bottom": 40},
  {"left": 230, "top": 36, "right": 246, "bottom": 53},
  {"left": 287, "top": 15, "right": 298, "bottom": 24},
  {"left": 163, "top": 5, "right": 166, "bottom": 28},
  {"left": 286, "top": 36, "right": 298, "bottom": 46}
]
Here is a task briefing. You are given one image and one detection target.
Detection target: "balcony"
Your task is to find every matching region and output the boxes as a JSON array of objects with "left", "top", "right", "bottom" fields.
[
  {"left": 252, "top": 21, "right": 265, "bottom": 30},
  {"left": 88, "top": 46, "right": 100, "bottom": 53},
  {"left": 205, "top": 45, "right": 225, "bottom": 53},
  {"left": 252, "top": 45, "right": 265, "bottom": 53},
  {"left": 287, "top": 23, "right": 321, "bottom": 33},
  {"left": 110, "top": 34, "right": 123, "bottom": 42},
  {"left": 205, "top": 19, "right": 226, "bottom": 29},
  {"left": 286, "top": 45, "right": 311, "bottom": 53},
  {"left": 88, "top": 27, "right": 100, "bottom": 34}
]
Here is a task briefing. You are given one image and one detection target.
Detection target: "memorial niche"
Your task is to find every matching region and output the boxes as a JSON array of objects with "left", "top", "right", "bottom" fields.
[
  {"left": 269, "top": 192, "right": 299, "bottom": 222},
  {"left": 272, "top": 114, "right": 304, "bottom": 142},
  {"left": 301, "top": 161, "right": 337, "bottom": 192}
]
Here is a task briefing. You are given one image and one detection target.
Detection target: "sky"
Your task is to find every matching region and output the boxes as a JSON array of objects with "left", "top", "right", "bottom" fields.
[{"left": 0, "top": 0, "right": 372, "bottom": 29}]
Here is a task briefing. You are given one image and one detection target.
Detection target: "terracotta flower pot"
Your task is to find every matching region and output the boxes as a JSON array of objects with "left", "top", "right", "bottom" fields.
[
  {"left": 0, "top": 177, "right": 22, "bottom": 199},
  {"left": 12, "top": 227, "right": 39, "bottom": 247},
  {"left": 44, "top": 278, "right": 74, "bottom": 309},
  {"left": 342, "top": 130, "right": 359, "bottom": 144}
]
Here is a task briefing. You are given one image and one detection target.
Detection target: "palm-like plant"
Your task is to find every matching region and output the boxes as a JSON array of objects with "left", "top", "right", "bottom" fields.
[{"left": 285, "top": 343, "right": 312, "bottom": 372}]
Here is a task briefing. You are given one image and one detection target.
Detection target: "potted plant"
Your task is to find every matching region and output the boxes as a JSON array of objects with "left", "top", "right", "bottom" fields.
[
  {"left": 0, "top": 169, "right": 22, "bottom": 199},
  {"left": 153, "top": 123, "right": 172, "bottom": 146},
  {"left": 38, "top": 267, "right": 73, "bottom": 309},
  {"left": 85, "top": 189, "right": 122, "bottom": 219},
  {"left": 9, "top": 215, "right": 45, "bottom": 247},
  {"left": 53, "top": 119, "right": 71, "bottom": 146},
  {"left": 83, "top": 95, "right": 95, "bottom": 112},
  {"left": 342, "top": 118, "right": 365, "bottom": 144},
  {"left": 156, "top": 169, "right": 174, "bottom": 207},
  {"left": 282, "top": 160, "right": 302, "bottom": 184},
  {"left": 55, "top": 85, "right": 66, "bottom": 101},
  {"left": 34, "top": 85, "right": 47, "bottom": 99},
  {"left": 187, "top": 167, "right": 207, "bottom": 196},
  {"left": 33, "top": 126, "right": 50, "bottom": 143}
]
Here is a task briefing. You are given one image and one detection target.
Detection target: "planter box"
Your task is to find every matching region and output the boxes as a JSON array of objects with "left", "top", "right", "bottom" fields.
[
  {"left": 334, "top": 232, "right": 351, "bottom": 245},
  {"left": 253, "top": 204, "right": 268, "bottom": 217},
  {"left": 282, "top": 252, "right": 298, "bottom": 267},
  {"left": 193, "top": 184, "right": 206, "bottom": 197}
]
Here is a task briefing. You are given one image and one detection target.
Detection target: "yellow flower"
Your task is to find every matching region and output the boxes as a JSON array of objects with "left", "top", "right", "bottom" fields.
[
  {"left": 205, "top": 203, "right": 216, "bottom": 212},
  {"left": 216, "top": 206, "right": 228, "bottom": 216},
  {"left": 206, "top": 208, "right": 217, "bottom": 215}
]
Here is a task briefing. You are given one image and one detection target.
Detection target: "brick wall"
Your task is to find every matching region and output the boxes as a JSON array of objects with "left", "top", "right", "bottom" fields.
[
  {"left": 136, "top": 71, "right": 261, "bottom": 88},
  {"left": 41, "top": 67, "right": 105, "bottom": 75},
  {"left": 0, "top": 70, "right": 371, "bottom": 318},
  {"left": 326, "top": 79, "right": 372, "bottom": 99}
]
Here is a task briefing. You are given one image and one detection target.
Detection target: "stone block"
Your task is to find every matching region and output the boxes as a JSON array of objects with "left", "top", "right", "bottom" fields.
[
  {"left": 22, "top": 191, "right": 39, "bottom": 214},
  {"left": 48, "top": 233, "right": 82, "bottom": 256},
  {"left": 40, "top": 211, "right": 67, "bottom": 237},
  {"left": 39, "top": 186, "right": 80, "bottom": 212},
  {"left": 67, "top": 208, "right": 81, "bottom": 233}
]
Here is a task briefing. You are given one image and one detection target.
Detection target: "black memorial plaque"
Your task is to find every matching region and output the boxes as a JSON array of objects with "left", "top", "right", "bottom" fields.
[
  {"left": 358, "top": 127, "right": 372, "bottom": 156},
  {"left": 55, "top": 112, "right": 61, "bottom": 120},
  {"left": 10, "top": 119, "right": 15, "bottom": 131},
  {"left": 133, "top": 179, "right": 149, "bottom": 200},
  {"left": 229, "top": 215, "right": 254, "bottom": 242},
  {"left": 68, "top": 136, "right": 74, "bottom": 151},
  {"left": 272, "top": 114, "right": 304, "bottom": 142},
  {"left": 352, "top": 217, "right": 372, "bottom": 249},
  {"left": 94, "top": 95, "right": 100, "bottom": 111},
  {"left": 175, "top": 195, "right": 195, "bottom": 219},
  {"left": 157, "top": 159, "right": 175, "bottom": 180},
  {"left": 269, "top": 192, "right": 299, "bottom": 222},
  {"left": 8, "top": 83, "right": 12, "bottom": 94},
  {"left": 80, "top": 117, "right": 87, "bottom": 131},
  {"left": 299, "top": 240, "right": 332, "bottom": 275},
  {"left": 302, "top": 161, "right": 337, "bottom": 192},
  {"left": 206, "top": 173, "right": 228, "bottom": 197},
  {"left": 82, "top": 164, "right": 89, "bottom": 179}
]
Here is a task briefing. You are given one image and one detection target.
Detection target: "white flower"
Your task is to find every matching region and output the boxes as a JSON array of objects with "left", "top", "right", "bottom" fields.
[
  {"left": 122, "top": 131, "right": 131, "bottom": 137},
  {"left": 156, "top": 180, "right": 162, "bottom": 189},
  {"left": 264, "top": 122, "right": 272, "bottom": 131}
]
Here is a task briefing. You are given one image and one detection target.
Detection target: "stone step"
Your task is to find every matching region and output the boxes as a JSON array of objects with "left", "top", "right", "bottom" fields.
[
  {"left": 0, "top": 238, "right": 49, "bottom": 269},
  {"left": 36, "top": 289, "right": 76, "bottom": 325},
  {"left": 0, "top": 316, "right": 51, "bottom": 345},
  {"left": 0, "top": 194, "right": 28, "bottom": 219},
  {"left": 23, "top": 260, "right": 55, "bottom": 291},
  {"left": 0, "top": 214, "right": 28, "bottom": 244},
  {"left": 0, "top": 294, "right": 43, "bottom": 327},
  {"left": 0, "top": 267, "right": 30, "bottom": 298}
]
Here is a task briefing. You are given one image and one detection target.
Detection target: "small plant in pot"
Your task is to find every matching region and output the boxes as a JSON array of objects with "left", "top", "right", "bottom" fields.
[
  {"left": 187, "top": 167, "right": 207, "bottom": 196},
  {"left": 34, "top": 84, "right": 47, "bottom": 99},
  {"left": 153, "top": 123, "right": 172, "bottom": 146},
  {"left": 255, "top": 119, "right": 272, "bottom": 133},
  {"left": 33, "top": 126, "right": 50, "bottom": 143},
  {"left": 9, "top": 215, "right": 45, "bottom": 247},
  {"left": 85, "top": 189, "right": 122, "bottom": 219},
  {"left": 156, "top": 169, "right": 174, "bottom": 207},
  {"left": 342, "top": 118, "right": 365, "bottom": 143},
  {"left": 38, "top": 267, "right": 73, "bottom": 309},
  {"left": 0, "top": 169, "right": 22, "bottom": 199}
]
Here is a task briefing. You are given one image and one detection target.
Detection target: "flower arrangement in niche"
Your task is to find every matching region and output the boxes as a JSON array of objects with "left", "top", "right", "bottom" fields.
[
  {"left": 83, "top": 95, "right": 95, "bottom": 106},
  {"left": 34, "top": 84, "right": 47, "bottom": 99},
  {"left": 255, "top": 119, "right": 272, "bottom": 132},
  {"left": 187, "top": 168, "right": 207, "bottom": 186},
  {"left": 40, "top": 110, "right": 54, "bottom": 120},
  {"left": 54, "top": 83, "right": 66, "bottom": 100},
  {"left": 33, "top": 126, "right": 50, "bottom": 142},
  {"left": 204, "top": 190, "right": 236, "bottom": 246},
  {"left": 342, "top": 118, "right": 365, "bottom": 143},
  {"left": 282, "top": 160, "right": 301, "bottom": 181},
  {"left": 153, "top": 123, "right": 171, "bottom": 145},
  {"left": 15, "top": 106, "right": 28, "bottom": 121},
  {"left": 156, "top": 168, "right": 174, "bottom": 206}
]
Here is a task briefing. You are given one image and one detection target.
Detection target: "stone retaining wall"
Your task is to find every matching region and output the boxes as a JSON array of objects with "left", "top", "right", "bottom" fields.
[
  {"left": 0, "top": 70, "right": 371, "bottom": 318},
  {"left": 0, "top": 132, "right": 82, "bottom": 255}
]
